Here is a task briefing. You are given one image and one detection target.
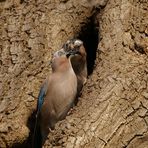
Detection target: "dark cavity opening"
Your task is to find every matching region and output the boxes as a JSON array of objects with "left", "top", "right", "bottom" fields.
[{"left": 76, "top": 15, "right": 99, "bottom": 75}]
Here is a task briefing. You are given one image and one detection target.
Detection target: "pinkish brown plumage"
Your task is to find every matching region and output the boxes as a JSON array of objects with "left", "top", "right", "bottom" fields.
[
  {"left": 62, "top": 39, "right": 87, "bottom": 97},
  {"left": 33, "top": 51, "right": 78, "bottom": 147}
]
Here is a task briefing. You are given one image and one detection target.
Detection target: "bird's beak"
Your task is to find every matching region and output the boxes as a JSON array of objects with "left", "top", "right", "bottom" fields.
[{"left": 66, "top": 50, "right": 80, "bottom": 57}]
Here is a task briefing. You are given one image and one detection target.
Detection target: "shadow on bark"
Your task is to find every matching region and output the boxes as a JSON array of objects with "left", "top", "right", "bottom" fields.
[{"left": 11, "top": 111, "right": 36, "bottom": 148}]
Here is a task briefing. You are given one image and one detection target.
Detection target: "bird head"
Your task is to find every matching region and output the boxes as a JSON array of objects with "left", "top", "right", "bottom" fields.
[
  {"left": 51, "top": 48, "right": 80, "bottom": 72},
  {"left": 53, "top": 48, "right": 65, "bottom": 58},
  {"left": 63, "top": 39, "right": 86, "bottom": 56}
]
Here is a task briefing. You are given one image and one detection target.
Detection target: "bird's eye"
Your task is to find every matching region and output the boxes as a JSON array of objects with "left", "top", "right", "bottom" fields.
[{"left": 74, "top": 45, "right": 79, "bottom": 48}]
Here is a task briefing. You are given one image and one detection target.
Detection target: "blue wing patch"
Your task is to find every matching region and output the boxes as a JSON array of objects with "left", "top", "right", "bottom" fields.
[{"left": 37, "top": 80, "right": 48, "bottom": 112}]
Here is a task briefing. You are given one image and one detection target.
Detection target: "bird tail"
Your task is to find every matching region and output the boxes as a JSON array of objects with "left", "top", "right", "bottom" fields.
[{"left": 32, "top": 113, "right": 42, "bottom": 148}]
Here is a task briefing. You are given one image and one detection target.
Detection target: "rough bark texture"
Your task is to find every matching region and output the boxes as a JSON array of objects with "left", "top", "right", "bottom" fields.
[{"left": 0, "top": 0, "right": 148, "bottom": 148}]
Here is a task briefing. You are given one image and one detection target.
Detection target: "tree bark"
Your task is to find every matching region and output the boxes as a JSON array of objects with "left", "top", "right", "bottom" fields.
[{"left": 0, "top": 0, "right": 147, "bottom": 147}]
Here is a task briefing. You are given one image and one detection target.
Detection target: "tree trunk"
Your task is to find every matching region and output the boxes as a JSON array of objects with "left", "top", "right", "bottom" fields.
[{"left": 0, "top": 0, "right": 147, "bottom": 147}]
